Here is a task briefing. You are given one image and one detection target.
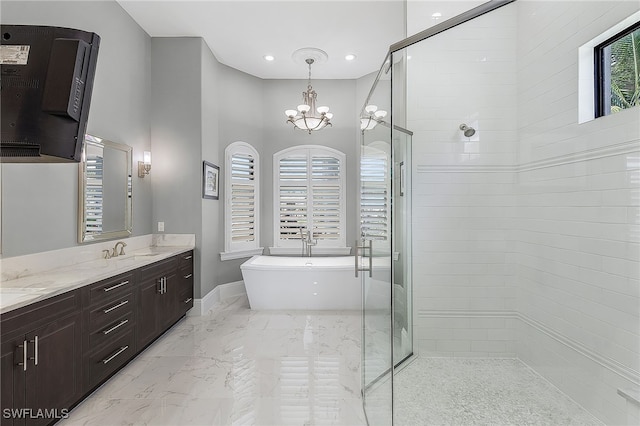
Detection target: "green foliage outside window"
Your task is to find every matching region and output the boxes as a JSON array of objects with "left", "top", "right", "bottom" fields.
[{"left": 608, "top": 26, "right": 640, "bottom": 114}]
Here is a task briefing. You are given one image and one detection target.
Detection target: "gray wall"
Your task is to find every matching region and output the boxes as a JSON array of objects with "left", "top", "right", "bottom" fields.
[
  {"left": 1, "top": 0, "right": 152, "bottom": 257},
  {"left": 214, "top": 63, "right": 265, "bottom": 287},
  {"left": 150, "top": 37, "right": 203, "bottom": 296}
]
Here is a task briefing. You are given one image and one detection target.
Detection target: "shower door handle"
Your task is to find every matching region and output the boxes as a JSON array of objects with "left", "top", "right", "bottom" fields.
[{"left": 355, "top": 240, "right": 373, "bottom": 278}]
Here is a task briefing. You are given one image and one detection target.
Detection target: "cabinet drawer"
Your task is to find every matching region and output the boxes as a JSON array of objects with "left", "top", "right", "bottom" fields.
[
  {"left": 86, "top": 272, "right": 134, "bottom": 306},
  {"left": 140, "top": 256, "right": 177, "bottom": 278},
  {"left": 179, "top": 291, "right": 194, "bottom": 313},
  {"left": 178, "top": 251, "right": 193, "bottom": 271},
  {"left": 86, "top": 329, "right": 135, "bottom": 390},
  {"left": 87, "top": 293, "right": 135, "bottom": 332},
  {"left": 87, "top": 311, "right": 134, "bottom": 350},
  {"left": 1, "top": 290, "right": 80, "bottom": 337}
]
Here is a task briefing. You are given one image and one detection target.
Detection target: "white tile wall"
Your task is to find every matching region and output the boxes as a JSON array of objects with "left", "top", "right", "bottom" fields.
[
  {"left": 407, "top": 1, "right": 640, "bottom": 424},
  {"left": 515, "top": 2, "right": 640, "bottom": 424},
  {"left": 408, "top": 4, "right": 519, "bottom": 359}
]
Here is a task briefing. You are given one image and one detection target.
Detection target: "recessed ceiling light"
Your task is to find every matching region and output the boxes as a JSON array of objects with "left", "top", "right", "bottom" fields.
[
  {"left": 263, "top": 55, "right": 275, "bottom": 61},
  {"left": 432, "top": 12, "right": 442, "bottom": 18},
  {"left": 345, "top": 54, "right": 356, "bottom": 61}
]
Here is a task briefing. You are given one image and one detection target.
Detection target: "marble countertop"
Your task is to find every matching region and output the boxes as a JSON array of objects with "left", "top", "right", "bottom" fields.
[{"left": 0, "top": 235, "right": 195, "bottom": 315}]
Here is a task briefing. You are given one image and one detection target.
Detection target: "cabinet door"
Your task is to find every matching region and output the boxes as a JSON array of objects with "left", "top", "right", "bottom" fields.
[
  {"left": 159, "top": 271, "right": 179, "bottom": 330},
  {"left": 1, "top": 337, "right": 27, "bottom": 426},
  {"left": 24, "top": 311, "right": 82, "bottom": 426},
  {"left": 136, "top": 277, "right": 161, "bottom": 350}
]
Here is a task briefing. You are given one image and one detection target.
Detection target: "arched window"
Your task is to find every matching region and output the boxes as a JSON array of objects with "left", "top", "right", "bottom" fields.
[
  {"left": 271, "top": 145, "right": 349, "bottom": 255},
  {"left": 220, "top": 142, "right": 263, "bottom": 260}
]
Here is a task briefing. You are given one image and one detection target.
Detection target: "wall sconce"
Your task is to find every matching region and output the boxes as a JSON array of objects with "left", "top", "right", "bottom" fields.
[{"left": 138, "top": 151, "right": 151, "bottom": 178}]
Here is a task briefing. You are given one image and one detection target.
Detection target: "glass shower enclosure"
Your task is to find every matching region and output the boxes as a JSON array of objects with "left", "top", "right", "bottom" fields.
[{"left": 359, "top": 52, "right": 413, "bottom": 426}]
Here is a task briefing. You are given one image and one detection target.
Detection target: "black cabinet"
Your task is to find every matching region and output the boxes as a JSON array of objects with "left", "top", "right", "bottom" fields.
[
  {"left": 177, "top": 251, "right": 194, "bottom": 318},
  {"left": 136, "top": 255, "right": 181, "bottom": 350},
  {"left": 0, "top": 291, "right": 82, "bottom": 426},
  {"left": 1, "top": 249, "right": 195, "bottom": 424},
  {"left": 80, "top": 272, "right": 136, "bottom": 392}
]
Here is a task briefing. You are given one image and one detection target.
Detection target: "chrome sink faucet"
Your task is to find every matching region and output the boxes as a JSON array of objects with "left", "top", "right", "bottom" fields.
[{"left": 112, "top": 241, "right": 127, "bottom": 257}]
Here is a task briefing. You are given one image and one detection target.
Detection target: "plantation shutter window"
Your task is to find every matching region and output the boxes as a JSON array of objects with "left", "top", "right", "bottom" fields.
[
  {"left": 360, "top": 150, "right": 389, "bottom": 241},
  {"left": 272, "top": 146, "right": 347, "bottom": 254},
  {"left": 85, "top": 154, "right": 104, "bottom": 234},
  {"left": 230, "top": 154, "right": 255, "bottom": 243},
  {"left": 278, "top": 155, "right": 308, "bottom": 240},
  {"left": 222, "top": 142, "right": 263, "bottom": 260}
]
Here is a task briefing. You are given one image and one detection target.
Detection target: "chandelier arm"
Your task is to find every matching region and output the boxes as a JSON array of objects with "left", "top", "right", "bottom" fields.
[{"left": 302, "top": 114, "right": 313, "bottom": 134}]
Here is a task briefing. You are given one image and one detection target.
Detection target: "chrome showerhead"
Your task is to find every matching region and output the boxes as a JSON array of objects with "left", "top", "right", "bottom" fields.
[{"left": 459, "top": 123, "right": 476, "bottom": 137}]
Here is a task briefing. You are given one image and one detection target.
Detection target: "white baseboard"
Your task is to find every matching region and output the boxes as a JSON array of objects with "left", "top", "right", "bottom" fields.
[{"left": 187, "top": 280, "right": 246, "bottom": 316}]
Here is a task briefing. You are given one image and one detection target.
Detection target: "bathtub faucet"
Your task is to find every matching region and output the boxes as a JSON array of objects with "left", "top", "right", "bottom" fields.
[{"left": 299, "top": 228, "right": 317, "bottom": 257}]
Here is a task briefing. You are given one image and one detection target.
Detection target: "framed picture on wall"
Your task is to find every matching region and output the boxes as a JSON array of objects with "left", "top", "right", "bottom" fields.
[{"left": 202, "top": 161, "right": 219, "bottom": 200}]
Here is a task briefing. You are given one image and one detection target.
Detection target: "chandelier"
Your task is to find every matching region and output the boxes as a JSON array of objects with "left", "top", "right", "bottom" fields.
[
  {"left": 285, "top": 57, "right": 332, "bottom": 133},
  {"left": 360, "top": 104, "right": 387, "bottom": 130}
]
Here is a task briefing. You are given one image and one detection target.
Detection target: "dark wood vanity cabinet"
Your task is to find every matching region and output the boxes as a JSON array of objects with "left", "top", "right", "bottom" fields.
[
  {"left": 80, "top": 272, "right": 136, "bottom": 392},
  {"left": 137, "top": 250, "right": 194, "bottom": 350},
  {"left": 177, "top": 251, "right": 194, "bottom": 319},
  {"left": 1, "top": 250, "right": 195, "bottom": 424},
  {"left": 1, "top": 291, "right": 82, "bottom": 426},
  {"left": 136, "top": 253, "right": 184, "bottom": 350}
]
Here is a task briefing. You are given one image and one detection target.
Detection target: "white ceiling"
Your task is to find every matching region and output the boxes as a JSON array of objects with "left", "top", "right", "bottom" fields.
[{"left": 116, "top": 0, "right": 407, "bottom": 80}]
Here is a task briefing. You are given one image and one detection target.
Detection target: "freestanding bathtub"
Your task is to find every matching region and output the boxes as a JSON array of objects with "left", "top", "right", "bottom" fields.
[{"left": 240, "top": 255, "right": 361, "bottom": 310}]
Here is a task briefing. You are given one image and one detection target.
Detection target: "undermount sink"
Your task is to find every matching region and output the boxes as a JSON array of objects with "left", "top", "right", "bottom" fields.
[{"left": 114, "top": 252, "right": 161, "bottom": 261}]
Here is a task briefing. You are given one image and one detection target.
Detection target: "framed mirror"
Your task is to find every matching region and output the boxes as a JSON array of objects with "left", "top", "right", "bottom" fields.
[{"left": 78, "top": 134, "right": 132, "bottom": 243}]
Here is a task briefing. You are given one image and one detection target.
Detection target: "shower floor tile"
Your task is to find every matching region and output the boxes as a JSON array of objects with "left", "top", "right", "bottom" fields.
[{"left": 394, "top": 357, "right": 604, "bottom": 426}]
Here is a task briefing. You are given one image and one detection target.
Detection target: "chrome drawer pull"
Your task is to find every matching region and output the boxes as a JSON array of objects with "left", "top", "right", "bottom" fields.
[
  {"left": 17, "top": 340, "right": 27, "bottom": 371},
  {"left": 29, "top": 336, "right": 38, "bottom": 366},
  {"left": 102, "top": 319, "right": 129, "bottom": 335},
  {"left": 103, "top": 280, "right": 129, "bottom": 292},
  {"left": 183, "top": 255, "right": 192, "bottom": 260},
  {"left": 102, "top": 346, "right": 129, "bottom": 365},
  {"left": 184, "top": 298, "right": 193, "bottom": 304},
  {"left": 103, "top": 300, "right": 129, "bottom": 314},
  {"left": 183, "top": 274, "right": 193, "bottom": 279}
]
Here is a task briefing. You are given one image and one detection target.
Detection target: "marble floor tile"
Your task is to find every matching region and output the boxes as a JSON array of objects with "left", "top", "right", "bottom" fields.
[{"left": 62, "top": 296, "right": 366, "bottom": 426}]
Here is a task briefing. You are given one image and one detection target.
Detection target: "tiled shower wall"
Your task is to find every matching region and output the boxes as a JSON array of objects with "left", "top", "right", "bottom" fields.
[
  {"left": 515, "top": 2, "right": 639, "bottom": 424},
  {"left": 408, "top": 1, "right": 639, "bottom": 424},
  {"left": 408, "top": 5, "right": 519, "bottom": 357}
]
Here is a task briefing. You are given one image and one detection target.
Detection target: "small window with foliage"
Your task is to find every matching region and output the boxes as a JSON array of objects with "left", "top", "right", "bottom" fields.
[
  {"left": 595, "top": 21, "right": 640, "bottom": 117},
  {"left": 221, "top": 142, "right": 263, "bottom": 261}
]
